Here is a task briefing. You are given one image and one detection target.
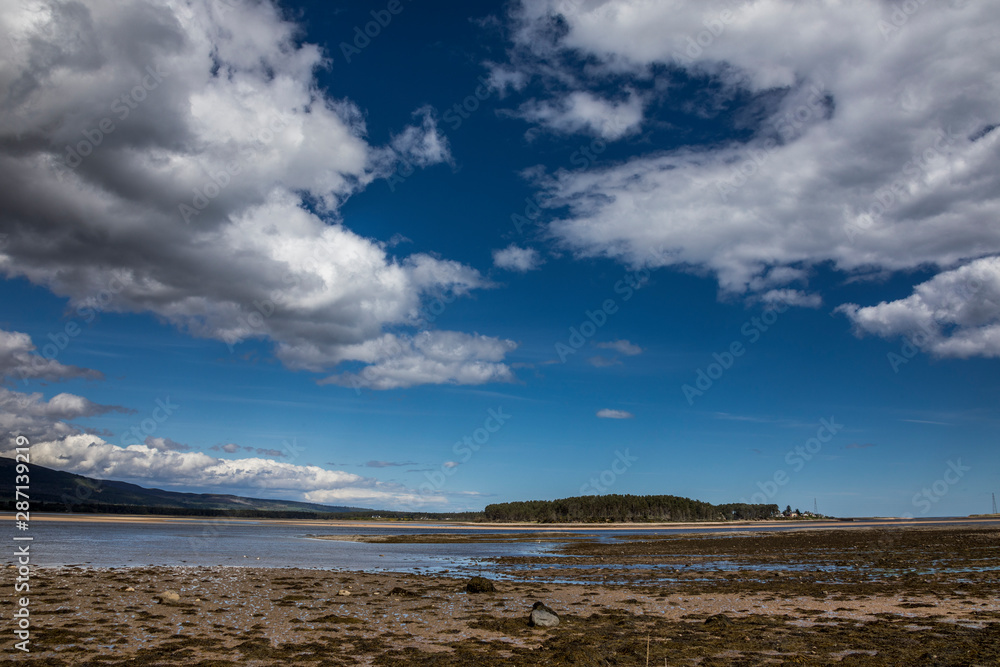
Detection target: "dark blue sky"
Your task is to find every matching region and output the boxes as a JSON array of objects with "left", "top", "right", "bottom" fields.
[{"left": 2, "top": 0, "right": 998, "bottom": 516}]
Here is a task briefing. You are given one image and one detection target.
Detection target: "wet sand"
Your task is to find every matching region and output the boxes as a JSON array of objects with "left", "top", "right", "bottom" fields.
[{"left": 5, "top": 524, "right": 999, "bottom": 665}]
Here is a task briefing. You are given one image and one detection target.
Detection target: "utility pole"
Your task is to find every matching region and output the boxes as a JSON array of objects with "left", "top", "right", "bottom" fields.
[
  {"left": 992, "top": 492, "right": 997, "bottom": 515},
  {"left": 814, "top": 498, "right": 818, "bottom": 515}
]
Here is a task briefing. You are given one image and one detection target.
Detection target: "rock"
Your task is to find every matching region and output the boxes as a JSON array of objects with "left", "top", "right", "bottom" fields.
[
  {"left": 337, "top": 589, "right": 351, "bottom": 596},
  {"left": 124, "top": 587, "right": 135, "bottom": 592},
  {"left": 704, "top": 613, "right": 733, "bottom": 628},
  {"left": 528, "top": 601, "right": 560, "bottom": 628},
  {"left": 465, "top": 576, "right": 496, "bottom": 594},
  {"left": 387, "top": 587, "right": 418, "bottom": 597},
  {"left": 157, "top": 590, "right": 180, "bottom": 604}
]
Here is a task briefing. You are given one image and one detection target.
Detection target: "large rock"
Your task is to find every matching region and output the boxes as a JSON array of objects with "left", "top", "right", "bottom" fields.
[
  {"left": 156, "top": 590, "right": 180, "bottom": 604},
  {"left": 465, "top": 576, "right": 495, "bottom": 594},
  {"left": 387, "top": 587, "right": 418, "bottom": 597},
  {"left": 704, "top": 613, "right": 733, "bottom": 628},
  {"left": 528, "top": 601, "right": 560, "bottom": 627}
]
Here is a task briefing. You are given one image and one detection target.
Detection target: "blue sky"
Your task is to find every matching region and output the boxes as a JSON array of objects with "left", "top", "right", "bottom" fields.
[{"left": 1, "top": 0, "right": 998, "bottom": 517}]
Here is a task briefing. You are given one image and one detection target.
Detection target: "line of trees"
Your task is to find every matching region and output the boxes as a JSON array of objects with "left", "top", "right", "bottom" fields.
[
  {"left": 483, "top": 494, "right": 780, "bottom": 523},
  {"left": 2, "top": 497, "right": 778, "bottom": 523}
]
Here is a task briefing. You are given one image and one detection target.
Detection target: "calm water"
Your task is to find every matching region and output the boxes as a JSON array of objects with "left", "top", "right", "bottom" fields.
[{"left": 11, "top": 516, "right": 999, "bottom": 578}]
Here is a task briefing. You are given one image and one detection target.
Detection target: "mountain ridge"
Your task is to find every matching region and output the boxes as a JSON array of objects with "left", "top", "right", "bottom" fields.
[{"left": 0, "top": 456, "right": 371, "bottom": 514}]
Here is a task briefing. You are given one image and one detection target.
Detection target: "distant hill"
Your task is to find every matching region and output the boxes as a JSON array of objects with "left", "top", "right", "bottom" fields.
[{"left": 0, "top": 456, "right": 371, "bottom": 516}]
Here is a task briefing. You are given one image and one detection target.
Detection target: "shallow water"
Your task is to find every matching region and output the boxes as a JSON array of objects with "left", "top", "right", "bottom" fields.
[{"left": 18, "top": 515, "right": 1000, "bottom": 579}]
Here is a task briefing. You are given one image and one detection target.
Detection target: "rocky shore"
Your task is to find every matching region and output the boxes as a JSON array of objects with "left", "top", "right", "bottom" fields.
[{"left": 4, "top": 525, "right": 999, "bottom": 665}]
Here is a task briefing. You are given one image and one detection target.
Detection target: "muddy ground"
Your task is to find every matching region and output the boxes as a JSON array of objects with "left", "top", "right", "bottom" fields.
[{"left": 3, "top": 525, "right": 998, "bottom": 665}]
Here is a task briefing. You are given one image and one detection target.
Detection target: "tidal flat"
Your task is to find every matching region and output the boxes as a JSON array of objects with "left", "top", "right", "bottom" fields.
[{"left": 6, "top": 525, "right": 999, "bottom": 665}]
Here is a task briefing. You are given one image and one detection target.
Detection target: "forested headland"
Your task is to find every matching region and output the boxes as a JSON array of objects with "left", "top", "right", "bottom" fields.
[{"left": 483, "top": 494, "right": 780, "bottom": 523}]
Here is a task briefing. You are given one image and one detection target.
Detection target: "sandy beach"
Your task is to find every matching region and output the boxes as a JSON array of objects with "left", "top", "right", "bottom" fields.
[{"left": 4, "top": 523, "right": 999, "bottom": 665}]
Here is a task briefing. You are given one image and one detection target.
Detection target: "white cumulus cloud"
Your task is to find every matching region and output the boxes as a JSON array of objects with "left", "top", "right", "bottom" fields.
[
  {"left": 512, "top": 90, "right": 644, "bottom": 140},
  {"left": 838, "top": 256, "right": 1000, "bottom": 358},
  {"left": 492, "top": 244, "right": 543, "bottom": 272},
  {"left": 0, "top": 0, "right": 513, "bottom": 389},
  {"left": 319, "top": 331, "right": 517, "bottom": 390},
  {"left": 498, "top": 0, "right": 1000, "bottom": 309},
  {"left": 0, "top": 433, "right": 431, "bottom": 508}
]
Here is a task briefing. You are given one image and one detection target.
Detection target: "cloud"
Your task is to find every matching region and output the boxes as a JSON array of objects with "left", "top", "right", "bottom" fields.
[
  {"left": 845, "top": 443, "right": 876, "bottom": 450},
  {"left": 390, "top": 106, "right": 453, "bottom": 167},
  {"left": 0, "top": 329, "right": 131, "bottom": 443},
  {"left": 0, "top": 386, "right": 130, "bottom": 443},
  {"left": 595, "top": 339, "right": 642, "bottom": 356},
  {"left": 365, "top": 460, "right": 417, "bottom": 468},
  {"left": 0, "top": 0, "right": 513, "bottom": 389},
  {"left": 484, "top": 64, "right": 529, "bottom": 96},
  {"left": 759, "top": 289, "right": 822, "bottom": 309},
  {"left": 0, "top": 329, "right": 103, "bottom": 384},
  {"left": 510, "top": 91, "right": 644, "bottom": 140},
  {"left": 215, "top": 443, "right": 241, "bottom": 454},
  {"left": 498, "top": 0, "right": 1000, "bottom": 303},
  {"left": 586, "top": 356, "right": 620, "bottom": 367},
  {"left": 596, "top": 408, "right": 634, "bottom": 419},
  {"left": 319, "top": 331, "right": 517, "bottom": 390},
  {"left": 0, "top": 433, "right": 435, "bottom": 508},
  {"left": 492, "top": 244, "right": 543, "bottom": 272},
  {"left": 899, "top": 418, "right": 950, "bottom": 426},
  {"left": 838, "top": 256, "right": 1000, "bottom": 357},
  {"left": 144, "top": 436, "right": 191, "bottom": 452},
  {"left": 386, "top": 233, "right": 412, "bottom": 248},
  {"left": 252, "top": 448, "right": 286, "bottom": 458}
]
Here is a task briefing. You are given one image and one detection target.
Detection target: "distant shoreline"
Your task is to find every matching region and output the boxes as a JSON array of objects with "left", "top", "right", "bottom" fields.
[{"left": 8, "top": 512, "right": 999, "bottom": 531}]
